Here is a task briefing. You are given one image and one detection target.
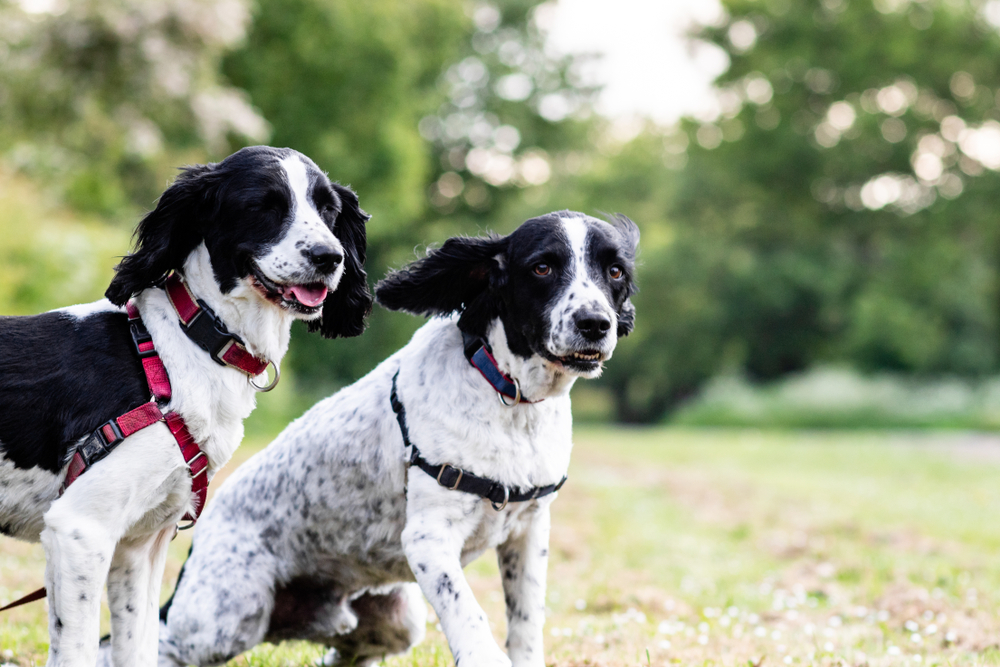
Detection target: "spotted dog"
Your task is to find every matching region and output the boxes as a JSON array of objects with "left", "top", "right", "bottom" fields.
[
  {"left": 146, "top": 211, "right": 639, "bottom": 667},
  {"left": 0, "top": 146, "right": 372, "bottom": 667}
]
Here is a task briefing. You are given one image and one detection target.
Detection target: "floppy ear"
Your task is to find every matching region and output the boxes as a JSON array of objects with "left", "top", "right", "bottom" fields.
[
  {"left": 375, "top": 234, "right": 508, "bottom": 317},
  {"left": 307, "top": 184, "right": 373, "bottom": 338},
  {"left": 105, "top": 164, "right": 219, "bottom": 305},
  {"left": 608, "top": 213, "right": 640, "bottom": 338},
  {"left": 617, "top": 299, "right": 636, "bottom": 337}
]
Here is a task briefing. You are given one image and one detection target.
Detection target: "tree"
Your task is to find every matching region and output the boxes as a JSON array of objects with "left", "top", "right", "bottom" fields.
[
  {"left": 226, "top": 0, "right": 602, "bottom": 393},
  {"left": 0, "top": 0, "right": 268, "bottom": 216},
  {"left": 564, "top": 0, "right": 1000, "bottom": 422}
]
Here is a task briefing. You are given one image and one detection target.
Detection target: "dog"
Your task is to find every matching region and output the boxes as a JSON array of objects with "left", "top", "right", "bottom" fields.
[
  {"left": 0, "top": 145, "right": 372, "bottom": 667},
  {"left": 143, "top": 211, "right": 639, "bottom": 667}
]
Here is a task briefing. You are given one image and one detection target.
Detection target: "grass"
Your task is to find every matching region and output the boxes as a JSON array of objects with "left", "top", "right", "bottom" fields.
[{"left": 6, "top": 427, "right": 1000, "bottom": 666}]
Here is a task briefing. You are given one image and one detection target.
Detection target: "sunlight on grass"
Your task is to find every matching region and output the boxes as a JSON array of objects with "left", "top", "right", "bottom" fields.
[{"left": 6, "top": 427, "right": 1000, "bottom": 666}]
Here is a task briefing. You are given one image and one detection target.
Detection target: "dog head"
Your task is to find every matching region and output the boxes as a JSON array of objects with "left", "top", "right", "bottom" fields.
[
  {"left": 105, "top": 146, "right": 372, "bottom": 338},
  {"left": 376, "top": 211, "right": 639, "bottom": 377}
]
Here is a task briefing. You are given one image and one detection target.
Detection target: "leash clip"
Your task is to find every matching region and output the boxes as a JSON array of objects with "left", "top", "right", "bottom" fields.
[
  {"left": 491, "top": 485, "right": 510, "bottom": 511},
  {"left": 249, "top": 360, "right": 280, "bottom": 392},
  {"left": 497, "top": 378, "right": 521, "bottom": 407}
]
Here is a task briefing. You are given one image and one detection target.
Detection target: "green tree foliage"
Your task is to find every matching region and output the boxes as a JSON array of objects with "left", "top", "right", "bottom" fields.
[
  {"left": 0, "top": 0, "right": 598, "bottom": 400},
  {"left": 232, "top": 0, "right": 602, "bottom": 392},
  {"left": 595, "top": 0, "right": 1000, "bottom": 422},
  {"left": 0, "top": 0, "right": 268, "bottom": 216},
  {"left": 220, "top": 0, "right": 472, "bottom": 387}
]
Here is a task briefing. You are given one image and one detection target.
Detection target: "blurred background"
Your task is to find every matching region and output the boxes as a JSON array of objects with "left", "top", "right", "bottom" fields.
[
  {"left": 2, "top": 0, "right": 1000, "bottom": 431},
  {"left": 8, "top": 3, "right": 1000, "bottom": 665}
]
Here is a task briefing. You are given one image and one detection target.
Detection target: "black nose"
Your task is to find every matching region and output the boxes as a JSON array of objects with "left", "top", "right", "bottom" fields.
[
  {"left": 574, "top": 310, "right": 612, "bottom": 342},
  {"left": 304, "top": 244, "right": 343, "bottom": 273}
]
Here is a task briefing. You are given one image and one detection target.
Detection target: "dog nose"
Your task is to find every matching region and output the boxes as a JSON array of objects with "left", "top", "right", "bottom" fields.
[
  {"left": 574, "top": 310, "right": 611, "bottom": 342},
  {"left": 304, "top": 245, "right": 343, "bottom": 273}
]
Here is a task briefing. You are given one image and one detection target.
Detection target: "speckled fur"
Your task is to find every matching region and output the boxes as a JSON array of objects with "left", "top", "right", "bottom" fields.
[
  {"left": 1, "top": 146, "right": 370, "bottom": 667},
  {"left": 147, "top": 212, "right": 639, "bottom": 667}
]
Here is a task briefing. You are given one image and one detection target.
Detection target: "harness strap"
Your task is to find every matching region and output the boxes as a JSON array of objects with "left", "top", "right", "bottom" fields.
[
  {"left": 3, "top": 296, "right": 215, "bottom": 614},
  {"left": 390, "top": 371, "right": 565, "bottom": 511},
  {"left": 164, "top": 273, "right": 271, "bottom": 378},
  {"left": 61, "top": 402, "right": 164, "bottom": 490},
  {"left": 127, "top": 301, "right": 170, "bottom": 400},
  {"left": 60, "top": 300, "right": 209, "bottom": 523},
  {"left": 165, "top": 412, "right": 208, "bottom": 523}
]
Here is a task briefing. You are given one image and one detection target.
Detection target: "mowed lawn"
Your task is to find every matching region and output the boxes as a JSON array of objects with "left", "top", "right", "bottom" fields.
[{"left": 5, "top": 427, "right": 1000, "bottom": 666}]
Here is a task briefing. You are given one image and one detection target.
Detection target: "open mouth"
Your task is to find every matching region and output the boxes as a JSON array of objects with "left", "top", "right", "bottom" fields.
[
  {"left": 249, "top": 263, "right": 328, "bottom": 315},
  {"left": 550, "top": 349, "right": 606, "bottom": 371}
]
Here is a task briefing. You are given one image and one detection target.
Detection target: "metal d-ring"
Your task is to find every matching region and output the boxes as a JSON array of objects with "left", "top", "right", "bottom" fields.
[
  {"left": 497, "top": 378, "right": 522, "bottom": 407},
  {"left": 249, "top": 360, "right": 280, "bottom": 392},
  {"left": 491, "top": 486, "right": 510, "bottom": 511}
]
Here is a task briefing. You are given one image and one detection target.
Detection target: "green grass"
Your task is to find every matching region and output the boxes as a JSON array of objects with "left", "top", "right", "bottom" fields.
[{"left": 6, "top": 427, "right": 1000, "bottom": 666}]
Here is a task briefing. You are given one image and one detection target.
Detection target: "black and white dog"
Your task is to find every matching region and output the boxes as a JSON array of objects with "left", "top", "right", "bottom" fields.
[
  {"left": 0, "top": 146, "right": 371, "bottom": 667},
  {"left": 145, "top": 211, "right": 638, "bottom": 667}
]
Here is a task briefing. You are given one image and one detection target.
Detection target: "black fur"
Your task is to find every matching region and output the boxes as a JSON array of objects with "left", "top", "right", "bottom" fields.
[
  {"left": 307, "top": 184, "right": 373, "bottom": 339},
  {"left": 374, "top": 234, "right": 506, "bottom": 320},
  {"left": 602, "top": 214, "right": 640, "bottom": 337},
  {"left": 376, "top": 211, "right": 639, "bottom": 361},
  {"left": 105, "top": 146, "right": 370, "bottom": 339},
  {"left": 0, "top": 310, "right": 149, "bottom": 473}
]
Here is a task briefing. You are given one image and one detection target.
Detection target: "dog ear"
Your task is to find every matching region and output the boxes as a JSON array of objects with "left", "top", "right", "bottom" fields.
[
  {"left": 375, "top": 234, "right": 508, "bottom": 317},
  {"left": 608, "top": 213, "right": 640, "bottom": 338},
  {"left": 609, "top": 213, "right": 640, "bottom": 259},
  {"left": 617, "top": 298, "right": 636, "bottom": 337},
  {"left": 105, "top": 164, "right": 219, "bottom": 306},
  {"left": 307, "top": 184, "right": 373, "bottom": 339}
]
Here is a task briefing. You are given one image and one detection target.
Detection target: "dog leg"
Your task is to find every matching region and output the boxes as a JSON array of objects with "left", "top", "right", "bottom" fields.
[
  {"left": 402, "top": 491, "right": 510, "bottom": 667},
  {"left": 498, "top": 504, "right": 552, "bottom": 667},
  {"left": 107, "top": 525, "right": 175, "bottom": 667},
  {"left": 41, "top": 509, "right": 116, "bottom": 667},
  {"left": 42, "top": 427, "right": 186, "bottom": 667},
  {"left": 159, "top": 529, "right": 278, "bottom": 666},
  {"left": 320, "top": 583, "right": 426, "bottom": 666}
]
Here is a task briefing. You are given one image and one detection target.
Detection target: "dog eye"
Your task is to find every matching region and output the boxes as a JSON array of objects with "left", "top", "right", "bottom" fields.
[
  {"left": 609, "top": 265, "right": 624, "bottom": 280},
  {"left": 533, "top": 263, "right": 551, "bottom": 276}
]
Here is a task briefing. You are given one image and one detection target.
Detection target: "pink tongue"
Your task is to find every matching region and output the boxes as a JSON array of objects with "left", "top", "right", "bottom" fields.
[{"left": 284, "top": 283, "right": 328, "bottom": 307}]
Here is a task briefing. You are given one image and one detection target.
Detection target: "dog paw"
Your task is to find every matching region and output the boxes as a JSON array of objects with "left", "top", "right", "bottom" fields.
[{"left": 321, "top": 598, "right": 359, "bottom": 636}]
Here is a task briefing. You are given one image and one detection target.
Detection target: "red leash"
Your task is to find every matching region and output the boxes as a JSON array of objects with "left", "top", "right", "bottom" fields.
[{"left": 0, "top": 587, "right": 47, "bottom": 613}]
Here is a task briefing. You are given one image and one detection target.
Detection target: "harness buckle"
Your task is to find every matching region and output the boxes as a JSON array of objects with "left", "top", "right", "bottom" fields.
[
  {"left": 78, "top": 419, "right": 123, "bottom": 466},
  {"left": 186, "top": 451, "right": 208, "bottom": 479},
  {"left": 130, "top": 321, "right": 156, "bottom": 358},
  {"left": 436, "top": 464, "right": 464, "bottom": 491},
  {"left": 183, "top": 300, "right": 243, "bottom": 366}
]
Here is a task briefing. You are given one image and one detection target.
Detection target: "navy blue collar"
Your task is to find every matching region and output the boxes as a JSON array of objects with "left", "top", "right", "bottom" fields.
[{"left": 462, "top": 332, "right": 541, "bottom": 405}]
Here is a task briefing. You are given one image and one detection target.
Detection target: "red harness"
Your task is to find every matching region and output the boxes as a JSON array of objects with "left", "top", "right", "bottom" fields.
[
  {"left": 0, "top": 274, "right": 271, "bottom": 613},
  {"left": 61, "top": 273, "right": 272, "bottom": 517},
  {"left": 62, "top": 296, "right": 208, "bottom": 520}
]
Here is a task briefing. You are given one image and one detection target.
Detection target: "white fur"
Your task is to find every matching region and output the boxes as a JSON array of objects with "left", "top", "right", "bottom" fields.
[
  {"left": 545, "top": 216, "right": 617, "bottom": 363},
  {"left": 149, "top": 314, "right": 580, "bottom": 667},
  {"left": 53, "top": 299, "right": 122, "bottom": 320},
  {"left": 254, "top": 156, "right": 345, "bottom": 294},
  {"left": 4, "top": 249, "right": 305, "bottom": 667}
]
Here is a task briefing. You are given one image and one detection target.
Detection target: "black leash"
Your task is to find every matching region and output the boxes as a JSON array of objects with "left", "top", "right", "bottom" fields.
[{"left": 390, "top": 370, "right": 566, "bottom": 510}]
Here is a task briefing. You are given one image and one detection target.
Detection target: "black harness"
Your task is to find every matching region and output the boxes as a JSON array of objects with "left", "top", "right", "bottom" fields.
[{"left": 390, "top": 357, "right": 567, "bottom": 511}]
